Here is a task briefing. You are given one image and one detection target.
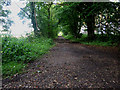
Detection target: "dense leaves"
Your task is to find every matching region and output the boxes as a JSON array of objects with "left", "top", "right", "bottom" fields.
[
  {"left": 18, "top": 2, "right": 58, "bottom": 38},
  {"left": 2, "top": 36, "right": 54, "bottom": 64},
  {"left": 18, "top": 2, "right": 119, "bottom": 40},
  {"left": 54, "top": 2, "right": 120, "bottom": 40},
  {"left": 2, "top": 36, "right": 54, "bottom": 78}
]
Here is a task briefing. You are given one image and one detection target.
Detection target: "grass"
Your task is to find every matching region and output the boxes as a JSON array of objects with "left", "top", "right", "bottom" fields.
[
  {"left": 80, "top": 41, "right": 116, "bottom": 46},
  {"left": 2, "top": 61, "right": 26, "bottom": 79},
  {"left": 64, "top": 34, "right": 120, "bottom": 47},
  {"left": 2, "top": 36, "right": 54, "bottom": 78}
]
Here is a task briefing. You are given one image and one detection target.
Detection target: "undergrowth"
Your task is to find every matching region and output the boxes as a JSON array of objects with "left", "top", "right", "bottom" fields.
[
  {"left": 64, "top": 34, "right": 120, "bottom": 47},
  {"left": 2, "top": 36, "right": 54, "bottom": 78}
]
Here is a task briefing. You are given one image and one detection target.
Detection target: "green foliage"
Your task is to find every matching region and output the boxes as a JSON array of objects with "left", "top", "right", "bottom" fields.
[
  {"left": 55, "top": 2, "right": 119, "bottom": 39},
  {"left": 18, "top": 2, "right": 58, "bottom": 38},
  {"left": 55, "top": 2, "right": 80, "bottom": 37},
  {"left": 64, "top": 34, "right": 120, "bottom": 47},
  {"left": 2, "top": 35, "right": 54, "bottom": 78},
  {"left": 2, "top": 37, "right": 31, "bottom": 63},
  {"left": 2, "top": 61, "right": 26, "bottom": 78}
]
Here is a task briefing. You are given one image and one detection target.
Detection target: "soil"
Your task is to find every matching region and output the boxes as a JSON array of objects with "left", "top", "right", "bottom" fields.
[{"left": 2, "top": 36, "right": 120, "bottom": 88}]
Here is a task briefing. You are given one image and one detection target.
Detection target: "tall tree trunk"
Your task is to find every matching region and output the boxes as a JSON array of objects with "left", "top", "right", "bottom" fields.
[
  {"left": 30, "top": 2, "right": 38, "bottom": 36},
  {"left": 84, "top": 2, "right": 95, "bottom": 40},
  {"left": 86, "top": 14, "right": 95, "bottom": 40},
  {"left": 48, "top": 6, "right": 51, "bottom": 37},
  {"left": 47, "top": 3, "right": 53, "bottom": 38}
]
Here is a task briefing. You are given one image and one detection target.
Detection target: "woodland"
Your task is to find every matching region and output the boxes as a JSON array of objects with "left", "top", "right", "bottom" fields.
[{"left": 0, "top": 0, "right": 120, "bottom": 88}]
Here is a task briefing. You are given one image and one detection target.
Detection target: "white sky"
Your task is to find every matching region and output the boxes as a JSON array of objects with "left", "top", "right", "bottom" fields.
[{"left": 2, "top": 0, "right": 33, "bottom": 37}]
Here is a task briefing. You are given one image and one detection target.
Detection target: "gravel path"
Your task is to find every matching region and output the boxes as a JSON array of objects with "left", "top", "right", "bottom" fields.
[{"left": 3, "top": 37, "right": 120, "bottom": 88}]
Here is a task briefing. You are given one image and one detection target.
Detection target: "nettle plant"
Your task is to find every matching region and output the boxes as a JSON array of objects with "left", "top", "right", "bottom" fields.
[{"left": 2, "top": 37, "right": 34, "bottom": 64}]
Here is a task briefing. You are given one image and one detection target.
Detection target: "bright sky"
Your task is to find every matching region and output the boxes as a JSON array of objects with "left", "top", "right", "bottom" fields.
[{"left": 3, "top": 0, "right": 33, "bottom": 37}]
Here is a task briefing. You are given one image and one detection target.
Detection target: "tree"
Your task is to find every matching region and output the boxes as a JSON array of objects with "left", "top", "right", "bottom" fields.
[
  {"left": 30, "top": 2, "right": 38, "bottom": 36},
  {"left": 18, "top": 1, "right": 119, "bottom": 39},
  {"left": 0, "top": 0, "right": 13, "bottom": 32},
  {"left": 18, "top": 2, "right": 58, "bottom": 38},
  {"left": 54, "top": 2, "right": 81, "bottom": 38},
  {"left": 55, "top": 2, "right": 120, "bottom": 40}
]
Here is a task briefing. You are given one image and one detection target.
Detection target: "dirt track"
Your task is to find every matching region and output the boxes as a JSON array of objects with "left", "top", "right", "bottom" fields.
[{"left": 3, "top": 37, "right": 120, "bottom": 88}]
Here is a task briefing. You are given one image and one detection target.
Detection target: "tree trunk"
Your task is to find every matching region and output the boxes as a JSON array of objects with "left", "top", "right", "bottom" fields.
[
  {"left": 47, "top": 3, "right": 53, "bottom": 38},
  {"left": 30, "top": 2, "right": 38, "bottom": 36},
  {"left": 48, "top": 6, "right": 51, "bottom": 38},
  {"left": 86, "top": 14, "right": 95, "bottom": 40}
]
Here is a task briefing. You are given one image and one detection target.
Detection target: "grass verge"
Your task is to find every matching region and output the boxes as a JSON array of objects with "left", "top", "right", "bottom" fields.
[{"left": 64, "top": 34, "right": 120, "bottom": 47}]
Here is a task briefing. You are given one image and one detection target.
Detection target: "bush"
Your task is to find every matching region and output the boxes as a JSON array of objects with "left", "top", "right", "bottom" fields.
[
  {"left": 64, "top": 34, "right": 120, "bottom": 46},
  {"left": 2, "top": 36, "right": 54, "bottom": 78},
  {"left": 2, "top": 37, "right": 32, "bottom": 63}
]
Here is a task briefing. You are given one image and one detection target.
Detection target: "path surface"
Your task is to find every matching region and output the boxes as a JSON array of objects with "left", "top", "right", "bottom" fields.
[{"left": 3, "top": 37, "right": 120, "bottom": 88}]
